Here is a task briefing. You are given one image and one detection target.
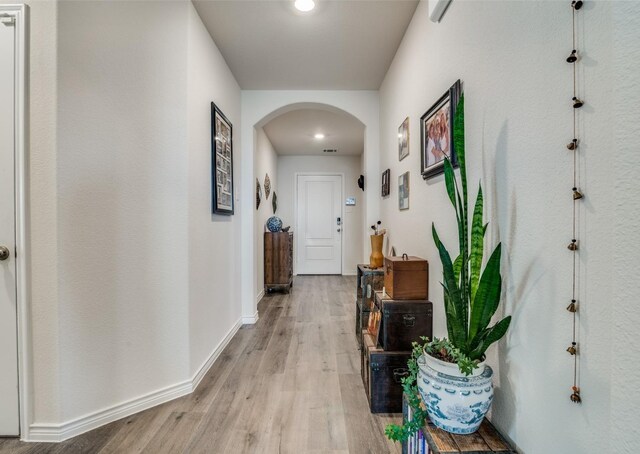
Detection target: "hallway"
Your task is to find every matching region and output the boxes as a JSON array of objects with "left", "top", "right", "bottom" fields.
[{"left": 0, "top": 276, "right": 401, "bottom": 453}]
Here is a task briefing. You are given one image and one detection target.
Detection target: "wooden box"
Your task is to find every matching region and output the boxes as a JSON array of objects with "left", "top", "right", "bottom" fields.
[
  {"left": 384, "top": 256, "right": 428, "bottom": 300},
  {"left": 375, "top": 291, "right": 433, "bottom": 352},
  {"left": 361, "top": 331, "right": 410, "bottom": 414},
  {"left": 264, "top": 232, "right": 293, "bottom": 293},
  {"left": 355, "top": 264, "right": 384, "bottom": 349}
]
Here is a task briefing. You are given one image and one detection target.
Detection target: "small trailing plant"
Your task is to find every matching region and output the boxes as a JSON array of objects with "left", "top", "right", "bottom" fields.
[
  {"left": 424, "top": 337, "right": 477, "bottom": 376},
  {"left": 384, "top": 340, "right": 428, "bottom": 442},
  {"left": 385, "top": 94, "right": 511, "bottom": 443}
]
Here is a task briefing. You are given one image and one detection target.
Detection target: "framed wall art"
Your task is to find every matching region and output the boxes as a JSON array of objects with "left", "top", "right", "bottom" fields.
[
  {"left": 398, "top": 117, "right": 409, "bottom": 161},
  {"left": 420, "top": 79, "right": 462, "bottom": 180},
  {"left": 381, "top": 169, "right": 390, "bottom": 197},
  {"left": 399, "top": 171, "right": 410, "bottom": 210},
  {"left": 211, "top": 103, "right": 234, "bottom": 215}
]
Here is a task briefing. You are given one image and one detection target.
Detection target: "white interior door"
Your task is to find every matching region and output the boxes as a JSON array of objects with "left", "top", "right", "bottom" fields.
[
  {"left": 296, "top": 175, "right": 342, "bottom": 275},
  {"left": 0, "top": 11, "right": 20, "bottom": 436}
]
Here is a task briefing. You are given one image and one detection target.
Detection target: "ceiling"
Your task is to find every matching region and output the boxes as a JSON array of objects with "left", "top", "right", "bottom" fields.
[
  {"left": 192, "top": 0, "right": 419, "bottom": 90},
  {"left": 263, "top": 108, "right": 364, "bottom": 155}
]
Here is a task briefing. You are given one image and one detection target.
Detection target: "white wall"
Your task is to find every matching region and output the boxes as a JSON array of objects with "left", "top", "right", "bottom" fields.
[
  {"left": 241, "top": 91, "right": 379, "bottom": 323},
  {"left": 610, "top": 2, "right": 640, "bottom": 451},
  {"left": 20, "top": 0, "right": 243, "bottom": 439},
  {"left": 277, "top": 155, "right": 363, "bottom": 275},
  {"left": 254, "top": 128, "right": 278, "bottom": 299},
  {"left": 57, "top": 0, "right": 191, "bottom": 422},
  {"left": 187, "top": 4, "right": 242, "bottom": 379},
  {"left": 380, "top": 1, "right": 638, "bottom": 452}
]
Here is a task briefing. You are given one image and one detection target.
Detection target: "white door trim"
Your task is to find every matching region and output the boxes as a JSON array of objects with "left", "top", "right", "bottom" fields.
[
  {"left": 1, "top": 3, "right": 30, "bottom": 440},
  {"left": 293, "top": 172, "right": 344, "bottom": 275}
]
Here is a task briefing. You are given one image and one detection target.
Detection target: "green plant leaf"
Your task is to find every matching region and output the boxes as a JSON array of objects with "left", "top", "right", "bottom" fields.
[
  {"left": 468, "top": 316, "right": 512, "bottom": 360},
  {"left": 444, "top": 158, "right": 457, "bottom": 208},
  {"left": 453, "top": 94, "right": 467, "bottom": 215},
  {"left": 453, "top": 254, "right": 462, "bottom": 286},
  {"left": 443, "top": 284, "right": 467, "bottom": 347},
  {"left": 468, "top": 244, "right": 502, "bottom": 344},
  {"left": 433, "top": 223, "right": 467, "bottom": 347},
  {"left": 455, "top": 185, "right": 468, "bottom": 328},
  {"left": 470, "top": 183, "right": 485, "bottom": 303}
]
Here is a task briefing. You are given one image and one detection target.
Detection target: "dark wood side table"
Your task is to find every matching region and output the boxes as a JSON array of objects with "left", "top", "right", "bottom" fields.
[{"left": 264, "top": 232, "right": 293, "bottom": 293}]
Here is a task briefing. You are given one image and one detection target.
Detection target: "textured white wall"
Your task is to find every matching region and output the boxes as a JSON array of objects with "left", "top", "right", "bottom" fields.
[
  {"left": 254, "top": 128, "right": 278, "bottom": 298},
  {"left": 380, "top": 1, "right": 638, "bottom": 452},
  {"left": 19, "top": 0, "right": 243, "bottom": 431},
  {"left": 187, "top": 3, "right": 242, "bottom": 379},
  {"left": 57, "top": 0, "right": 191, "bottom": 421},
  {"left": 610, "top": 2, "right": 640, "bottom": 451},
  {"left": 277, "top": 155, "right": 364, "bottom": 275}
]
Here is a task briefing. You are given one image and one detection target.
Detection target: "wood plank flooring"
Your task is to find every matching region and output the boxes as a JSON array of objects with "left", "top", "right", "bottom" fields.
[{"left": 0, "top": 276, "right": 401, "bottom": 453}]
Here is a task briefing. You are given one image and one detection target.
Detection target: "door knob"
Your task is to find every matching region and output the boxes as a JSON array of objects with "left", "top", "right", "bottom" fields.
[
  {"left": 0, "top": 246, "right": 10, "bottom": 261},
  {"left": 337, "top": 228, "right": 341, "bottom": 232}
]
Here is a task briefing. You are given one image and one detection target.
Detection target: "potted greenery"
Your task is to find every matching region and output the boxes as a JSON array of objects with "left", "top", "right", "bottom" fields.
[{"left": 386, "top": 94, "right": 511, "bottom": 441}]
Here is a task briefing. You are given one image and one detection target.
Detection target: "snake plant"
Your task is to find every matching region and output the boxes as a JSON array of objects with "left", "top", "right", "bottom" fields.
[
  {"left": 431, "top": 94, "right": 511, "bottom": 374},
  {"left": 386, "top": 94, "right": 511, "bottom": 444}
]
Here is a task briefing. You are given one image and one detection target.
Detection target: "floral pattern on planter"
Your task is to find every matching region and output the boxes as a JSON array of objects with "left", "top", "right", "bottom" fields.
[{"left": 417, "top": 354, "right": 494, "bottom": 435}]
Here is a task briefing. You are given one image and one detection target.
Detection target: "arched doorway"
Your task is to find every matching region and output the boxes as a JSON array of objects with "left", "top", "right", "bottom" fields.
[{"left": 240, "top": 92, "right": 380, "bottom": 323}]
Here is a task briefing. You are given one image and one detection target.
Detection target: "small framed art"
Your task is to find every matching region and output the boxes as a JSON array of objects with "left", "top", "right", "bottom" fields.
[
  {"left": 398, "top": 117, "right": 409, "bottom": 161},
  {"left": 399, "top": 171, "right": 410, "bottom": 210},
  {"left": 420, "top": 79, "right": 462, "bottom": 180},
  {"left": 381, "top": 169, "right": 390, "bottom": 197},
  {"left": 211, "top": 103, "right": 234, "bottom": 214}
]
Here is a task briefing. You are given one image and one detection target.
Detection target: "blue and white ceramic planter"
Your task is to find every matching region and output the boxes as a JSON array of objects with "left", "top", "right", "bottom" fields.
[{"left": 417, "top": 353, "right": 494, "bottom": 435}]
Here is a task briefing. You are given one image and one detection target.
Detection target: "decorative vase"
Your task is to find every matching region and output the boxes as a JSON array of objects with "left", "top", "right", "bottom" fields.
[
  {"left": 266, "top": 216, "right": 283, "bottom": 232},
  {"left": 369, "top": 234, "right": 384, "bottom": 269},
  {"left": 417, "top": 352, "right": 494, "bottom": 435}
]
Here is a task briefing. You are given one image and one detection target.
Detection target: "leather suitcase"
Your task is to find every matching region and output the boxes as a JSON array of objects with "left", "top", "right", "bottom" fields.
[
  {"left": 361, "top": 331, "right": 410, "bottom": 413},
  {"left": 375, "top": 291, "right": 433, "bottom": 352}
]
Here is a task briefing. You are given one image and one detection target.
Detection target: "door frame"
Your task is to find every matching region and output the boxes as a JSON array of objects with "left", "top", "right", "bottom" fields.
[
  {"left": 294, "top": 172, "right": 344, "bottom": 276},
  {"left": 1, "top": 3, "right": 30, "bottom": 439}
]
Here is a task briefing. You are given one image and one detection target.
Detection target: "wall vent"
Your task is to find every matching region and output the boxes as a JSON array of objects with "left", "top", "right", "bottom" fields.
[{"left": 323, "top": 149, "right": 338, "bottom": 153}]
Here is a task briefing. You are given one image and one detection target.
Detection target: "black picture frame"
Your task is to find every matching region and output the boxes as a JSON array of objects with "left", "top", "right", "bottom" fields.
[
  {"left": 211, "top": 102, "right": 234, "bottom": 215},
  {"left": 420, "top": 79, "right": 462, "bottom": 180},
  {"left": 381, "top": 169, "right": 390, "bottom": 197}
]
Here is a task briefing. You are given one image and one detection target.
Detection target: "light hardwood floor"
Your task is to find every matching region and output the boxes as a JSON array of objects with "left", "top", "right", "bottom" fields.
[{"left": 0, "top": 275, "right": 402, "bottom": 453}]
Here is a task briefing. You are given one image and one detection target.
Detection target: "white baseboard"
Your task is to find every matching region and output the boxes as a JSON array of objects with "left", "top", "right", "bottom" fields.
[
  {"left": 191, "top": 318, "right": 242, "bottom": 390},
  {"left": 342, "top": 271, "right": 357, "bottom": 276},
  {"left": 27, "top": 318, "right": 243, "bottom": 443},
  {"left": 242, "top": 310, "right": 259, "bottom": 325},
  {"left": 256, "top": 288, "right": 265, "bottom": 304}
]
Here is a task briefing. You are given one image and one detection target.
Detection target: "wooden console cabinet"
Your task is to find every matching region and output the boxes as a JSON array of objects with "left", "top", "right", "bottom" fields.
[{"left": 264, "top": 232, "right": 293, "bottom": 293}]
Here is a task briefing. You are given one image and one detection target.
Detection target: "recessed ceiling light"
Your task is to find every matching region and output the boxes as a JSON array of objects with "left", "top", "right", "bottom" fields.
[
  {"left": 295, "top": 0, "right": 315, "bottom": 12},
  {"left": 314, "top": 133, "right": 325, "bottom": 139}
]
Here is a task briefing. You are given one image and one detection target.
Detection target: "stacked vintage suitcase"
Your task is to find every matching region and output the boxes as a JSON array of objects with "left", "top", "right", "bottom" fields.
[{"left": 360, "top": 255, "right": 433, "bottom": 413}]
